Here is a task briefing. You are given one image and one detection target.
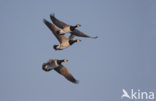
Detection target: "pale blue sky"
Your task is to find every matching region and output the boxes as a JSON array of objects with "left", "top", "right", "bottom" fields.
[{"left": 0, "top": 0, "right": 156, "bottom": 101}]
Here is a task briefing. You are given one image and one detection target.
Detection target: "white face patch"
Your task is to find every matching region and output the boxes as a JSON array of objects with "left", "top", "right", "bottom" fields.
[
  {"left": 45, "top": 65, "right": 49, "bottom": 70},
  {"left": 77, "top": 24, "right": 81, "bottom": 27}
]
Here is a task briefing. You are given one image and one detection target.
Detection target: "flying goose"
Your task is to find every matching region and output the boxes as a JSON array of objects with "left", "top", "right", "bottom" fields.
[
  {"left": 42, "top": 59, "right": 78, "bottom": 84},
  {"left": 50, "top": 14, "right": 98, "bottom": 39},
  {"left": 43, "top": 19, "right": 81, "bottom": 50}
]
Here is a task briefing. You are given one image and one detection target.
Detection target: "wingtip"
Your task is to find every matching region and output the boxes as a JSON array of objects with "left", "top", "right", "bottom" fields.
[
  {"left": 91, "top": 36, "right": 98, "bottom": 39},
  {"left": 70, "top": 76, "right": 79, "bottom": 84},
  {"left": 43, "top": 19, "right": 51, "bottom": 26},
  {"left": 43, "top": 19, "right": 47, "bottom": 23},
  {"left": 50, "top": 13, "right": 55, "bottom": 18},
  {"left": 73, "top": 80, "right": 79, "bottom": 84},
  {"left": 94, "top": 36, "right": 98, "bottom": 39}
]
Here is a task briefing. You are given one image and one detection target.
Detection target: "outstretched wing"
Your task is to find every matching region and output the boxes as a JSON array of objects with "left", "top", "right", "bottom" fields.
[
  {"left": 43, "top": 19, "right": 68, "bottom": 43},
  {"left": 54, "top": 65, "right": 78, "bottom": 84},
  {"left": 50, "top": 14, "right": 97, "bottom": 39},
  {"left": 50, "top": 14, "right": 68, "bottom": 29},
  {"left": 71, "top": 29, "right": 98, "bottom": 39}
]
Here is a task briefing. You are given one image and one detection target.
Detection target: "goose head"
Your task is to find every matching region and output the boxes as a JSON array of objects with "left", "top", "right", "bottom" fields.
[
  {"left": 76, "top": 39, "right": 81, "bottom": 42},
  {"left": 64, "top": 59, "right": 68, "bottom": 62},
  {"left": 76, "top": 24, "right": 81, "bottom": 28},
  {"left": 42, "top": 63, "right": 52, "bottom": 72}
]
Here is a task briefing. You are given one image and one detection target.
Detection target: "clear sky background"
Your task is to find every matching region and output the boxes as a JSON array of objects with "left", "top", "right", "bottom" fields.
[{"left": 0, "top": 0, "right": 156, "bottom": 101}]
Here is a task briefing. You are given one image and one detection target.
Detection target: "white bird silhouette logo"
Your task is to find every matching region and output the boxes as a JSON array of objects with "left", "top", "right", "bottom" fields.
[{"left": 121, "top": 89, "right": 131, "bottom": 99}]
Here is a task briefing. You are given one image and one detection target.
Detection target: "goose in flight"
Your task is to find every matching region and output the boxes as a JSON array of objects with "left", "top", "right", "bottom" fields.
[
  {"left": 50, "top": 14, "right": 98, "bottom": 39},
  {"left": 43, "top": 19, "right": 81, "bottom": 50},
  {"left": 42, "top": 59, "right": 78, "bottom": 84}
]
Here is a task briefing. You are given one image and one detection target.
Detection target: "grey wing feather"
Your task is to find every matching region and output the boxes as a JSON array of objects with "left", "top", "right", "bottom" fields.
[
  {"left": 71, "top": 29, "right": 98, "bottom": 39},
  {"left": 54, "top": 65, "right": 78, "bottom": 84},
  {"left": 43, "top": 19, "right": 68, "bottom": 43},
  {"left": 50, "top": 14, "right": 68, "bottom": 29}
]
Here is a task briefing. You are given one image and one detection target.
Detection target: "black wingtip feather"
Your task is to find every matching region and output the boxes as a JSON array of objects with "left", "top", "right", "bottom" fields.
[
  {"left": 74, "top": 80, "right": 79, "bottom": 84},
  {"left": 66, "top": 75, "right": 79, "bottom": 84},
  {"left": 43, "top": 19, "right": 53, "bottom": 29},
  {"left": 71, "top": 79, "right": 79, "bottom": 84},
  {"left": 50, "top": 13, "right": 55, "bottom": 19},
  {"left": 43, "top": 19, "right": 49, "bottom": 25}
]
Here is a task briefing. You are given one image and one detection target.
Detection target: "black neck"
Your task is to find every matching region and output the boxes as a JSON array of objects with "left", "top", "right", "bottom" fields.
[
  {"left": 69, "top": 40, "right": 77, "bottom": 45},
  {"left": 57, "top": 59, "right": 64, "bottom": 64},
  {"left": 70, "top": 25, "right": 77, "bottom": 31}
]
